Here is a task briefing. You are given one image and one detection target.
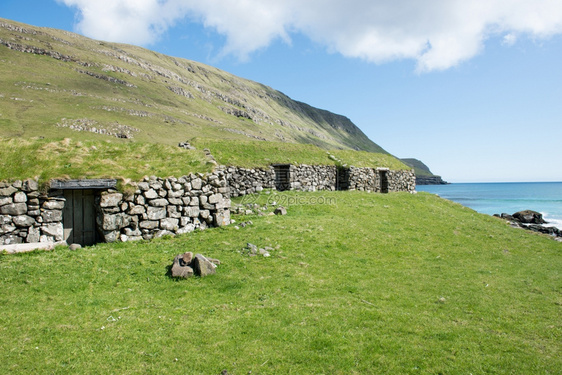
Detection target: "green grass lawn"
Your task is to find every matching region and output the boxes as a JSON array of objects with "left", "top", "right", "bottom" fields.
[{"left": 1, "top": 191, "right": 560, "bottom": 374}]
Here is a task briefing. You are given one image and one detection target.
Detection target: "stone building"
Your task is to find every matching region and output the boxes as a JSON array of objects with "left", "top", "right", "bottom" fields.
[{"left": 0, "top": 164, "right": 414, "bottom": 248}]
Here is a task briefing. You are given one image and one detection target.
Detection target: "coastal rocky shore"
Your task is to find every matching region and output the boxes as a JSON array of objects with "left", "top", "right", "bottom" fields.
[
  {"left": 415, "top": 175, "right": 448, "bottom": 185},
  {"left": 494, "top": 210, "right": 562, "bottom": 240}
]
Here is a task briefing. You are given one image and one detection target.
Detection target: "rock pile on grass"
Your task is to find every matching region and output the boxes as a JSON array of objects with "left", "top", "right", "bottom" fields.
[
  {"left": 171, "top": 252, "right": 220, "bottom": 278},
  {"left": 241, "top": 243, "right": 275, "bottom": 257}
]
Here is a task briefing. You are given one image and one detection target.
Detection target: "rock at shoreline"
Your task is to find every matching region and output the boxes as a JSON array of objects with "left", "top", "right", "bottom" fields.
[
  {"left": 415, "top": 175, "right": 448, "bottom": 185},
  {"left": 495, "top": 210, "right": 561, "bottom": 239},
  {"left": 512, "top": 210, "right": 546, "bottom": 224}
]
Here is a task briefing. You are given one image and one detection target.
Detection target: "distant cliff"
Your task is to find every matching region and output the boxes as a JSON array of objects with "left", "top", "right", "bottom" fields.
[{"left": 400, "top": 158, "right": 448, "bottom": 185}]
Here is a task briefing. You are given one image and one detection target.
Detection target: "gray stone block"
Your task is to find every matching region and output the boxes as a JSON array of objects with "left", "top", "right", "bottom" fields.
[
  {"left": 42, "top": 199, "right": 65, "bottom": 210},
  {"left": 0, "top": 186, "right": 17, "bottom": 197},
  {"left": 13, "top": 192, "right": 27, "bottom": 203},
  {"left": 160, "top": 218, "right": 179, "bottom": 231},
  {"left": 1, "top": 203, "right": 28, "bottom": 216},
  {"left": 185, "top": 206, "right": 200, "bottom": 218},
  {"left": 13, "top": 215, "right": 35, "bottom": 227},
  {"left": 41, "top": 209, "right": 63, "bottom": 223},
  {"left": 144, "top": 189, "right": 158, "bottom": 199},
  {"left": 139, "top": 220, "right": 159, "bottom": 229},
  {"left": 213, "top": 210, "right": 231, "bottom": 227},
  {"left": 0, "top": 197, "right": 13, "bottom": 206},
  {"left": 100, "top": 193, "right": 123, "bottom": 208},
  {"left": 42, "top": 223, "right": 63, "bottom": 240},
  {"left": 147, "top": 206, "right": 166, "bottom": 220},
  {"left": 149, "top": 198, "right": 168, "bottom": 207}
]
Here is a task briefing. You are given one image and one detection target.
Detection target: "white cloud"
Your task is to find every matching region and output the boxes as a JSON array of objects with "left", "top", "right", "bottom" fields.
[
  {"left": 502, "top": 33, "right": 518, "bottom": 46},
  {"left": 58, "top": 0, "right": 189, "bottom": 45},
  {"left": 59, "top": 0, "right": 562, "bottom": 71}
]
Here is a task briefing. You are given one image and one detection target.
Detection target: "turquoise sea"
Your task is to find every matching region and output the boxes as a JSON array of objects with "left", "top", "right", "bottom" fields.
[{"left": 417, "top": 182, "right": 562, "bottom": 230}]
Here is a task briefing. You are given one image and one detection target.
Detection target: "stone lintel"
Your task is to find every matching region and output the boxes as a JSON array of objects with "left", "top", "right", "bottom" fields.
[{"left": 50, "top": 179, "right": 117, "bottom": 190}]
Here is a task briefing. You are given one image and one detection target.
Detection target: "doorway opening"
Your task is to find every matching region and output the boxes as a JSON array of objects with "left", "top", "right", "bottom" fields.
[
  {"left": 378, "top": 168, "right": 389, "bottom": 193},
  {"left": 63, "top": 189, "right": 98, "bottom": 246},
  {"left": 336, "top": 167, "right": 350, "bottom": 191},
  {"left": 51, "top": 179, "right": 116, "bottom": 246},
  {"left": 273, "top": 164, "right": 291, "bottom": 191}
]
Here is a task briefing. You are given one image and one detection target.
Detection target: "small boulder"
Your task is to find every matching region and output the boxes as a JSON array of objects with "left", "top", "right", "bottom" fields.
[
  {"left": 500, "top": 213, "right": 514, "bottom": 220},
  {"left": 246, "top": 243, "right": 258, "bottom": 255},
  {"left": 100, "top": 192, "right": 123, "bottom": 208},
  {"left": 207, "top": 257, "right": 221, "bottom": 265},
  {"left": 178, "top": 141, "right": 196, "bottom": 150},
  {"left": 13, "top": 215, "right": 35, "bottom": 227},
  {"left": 69, "top": 243, "right": 82, "bottom": 251},
  {"left": 182, "top": 251, "right": 193, "bottom": 265},
  {"left": 171, "top": 252, "right": 195, "bottom": 278},
  {"left": 171, "top": 252, "right": 218, "bottom": 278},
  {"left": 13, "top": 192, "right": 27, "bottom": 203},
  {"left": 512, "top": 210, "right": 546, "bottom": 224},
  {"left": 274, "top": 206, "right": 287, "bottom": 216},
  {"left": 192, "top": 254, "right": 216, "bottom": 277}
]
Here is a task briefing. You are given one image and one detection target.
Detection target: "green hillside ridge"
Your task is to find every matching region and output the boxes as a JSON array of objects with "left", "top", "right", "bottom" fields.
[
  {"left": 401, "top": 158, "right": 435, "bottom": 177},
  {"left": 401, "top": 157, "right": 448, "bottom": 184},
  {"left": 0, "top": 18, "right": 385, "bottom": 154},
  {"left": 0, "top": 17, "right": 413, "bottom": 182},
  {"left": 1, "top": 191, "right": 560, "bottom": 373},
  {"left": 0, "top": 137, "right": 409, "bottom": 184}
]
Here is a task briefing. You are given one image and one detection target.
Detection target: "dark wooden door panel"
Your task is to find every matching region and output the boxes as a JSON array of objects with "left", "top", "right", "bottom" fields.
[{"left": 63, "top": 190, "right": 97, "bottom": 246}]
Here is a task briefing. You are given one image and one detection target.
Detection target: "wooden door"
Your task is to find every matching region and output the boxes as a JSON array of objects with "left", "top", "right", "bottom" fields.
[
  {"left": 336, "top": 167, "right": 350, "bottom": 191},
  {"left": 63, "top": 190, "right": 98, "bottom": 246},
  {"left": 274, "top": 165, "right": 291, "bottom": 191},
  {"left": 379, "top": 171, "right": 389, "bottom": 193}
]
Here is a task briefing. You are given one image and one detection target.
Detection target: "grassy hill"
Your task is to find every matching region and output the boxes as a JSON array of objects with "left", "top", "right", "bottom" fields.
[
  {"left": 1, "top": 191, "right": 560, "bottom": 373},
  {"left": 0, "top": 18, "right": 414, "bottom": 182},
  {"left": 1, "top": 17, "right": 559, "bottom": 375},
  {"left": 0, "top": 18, "right": 386, "bottom": 154},
  {"left": 401, "top": 158, "right": 435, "bottom": 177},
  {"left": 0, "top": 137, "right": 409, "bottom": 184},
  {"left": 401, "top": 158, "right": 448, "bottom": 184}
]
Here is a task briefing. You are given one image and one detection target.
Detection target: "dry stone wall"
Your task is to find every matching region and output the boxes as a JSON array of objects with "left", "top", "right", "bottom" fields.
[
  {"left": 0, "top": 171, "right": 231, "bottom": 246},
  {"left": 1, "top": 164, "right": 414, "bottom": 247},
  {"left": 348, "top": 168, "right": 416, "bottom": 193},
  {"left": 226, "top": 165, "right": 415, "bottom": 196},
  {"left": 0, "top": 180, "right": 65, "bottom": 245},
  {"left": 290, "top": 165, "right": 337, "bottom": 192},
  {"left": 97, "top": 172, "right": 231, "bottom": 243},
  {"left": 386, "top": 169, "right": 416, "bottom": 192},
  {"left": 225, "top": 167, "right": 275, "bottom": 196}
]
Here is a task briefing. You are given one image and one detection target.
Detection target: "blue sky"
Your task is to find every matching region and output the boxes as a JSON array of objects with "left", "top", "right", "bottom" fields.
[{"left": 2, "top": 0, "right": 562, "bottom": 182}]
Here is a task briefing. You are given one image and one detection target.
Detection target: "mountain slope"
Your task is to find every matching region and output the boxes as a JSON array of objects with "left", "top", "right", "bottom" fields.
[
  {"left": 401, "top": 158, "right": 447, "bottom": 185},
  {"left": 0, "top": 18, "right": 386, "bottom": 153}
]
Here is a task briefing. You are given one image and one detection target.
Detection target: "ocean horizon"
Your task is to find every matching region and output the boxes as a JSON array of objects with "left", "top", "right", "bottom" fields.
[{"left": 417, "top": 181, "right": 562, "bottom": 230}]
